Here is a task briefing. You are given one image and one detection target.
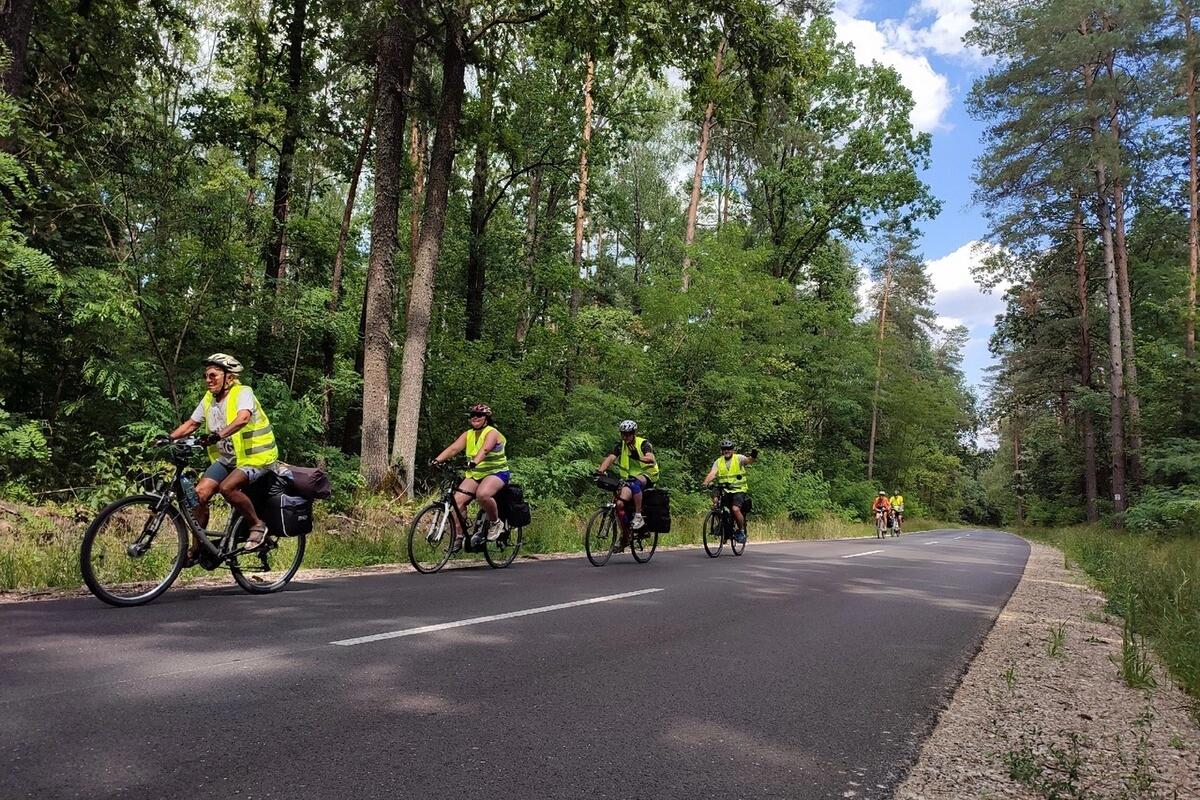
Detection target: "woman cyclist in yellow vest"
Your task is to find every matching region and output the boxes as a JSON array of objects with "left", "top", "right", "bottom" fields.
[
  {"left": 890, "top": 492, "right": 904, "bottom": 528},
  {"left": 702, "top": 440, "right": 757, "bottom": 544},
  {"left": 167, "top": 353, "right": 278, "bottom": 560},
  {"left": 430, "top": 403, "right": 511, "bottom": 551},
  {"left": 595, "top": 420, "right": 658, "bottom": 536}
]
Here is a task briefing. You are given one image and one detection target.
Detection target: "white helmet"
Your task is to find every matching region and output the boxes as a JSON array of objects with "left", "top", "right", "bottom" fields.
[
  {"left": 203, "top": 353, "right": 243, "bottom": 374},
  {"left": 618, "top": 420, "right": 638, "bottom": 433}
]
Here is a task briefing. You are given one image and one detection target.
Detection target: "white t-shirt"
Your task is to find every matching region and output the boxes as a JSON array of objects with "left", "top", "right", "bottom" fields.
[{"left": 190, "top": 386, "right": 259, "bottom": 465}]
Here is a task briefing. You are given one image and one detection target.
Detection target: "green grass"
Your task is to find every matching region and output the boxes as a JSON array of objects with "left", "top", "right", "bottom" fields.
[
  {"left": 0, "top": 499, "right": 956, "bottom": 593},
  {"left": 1022, "top": 525, "right": 1200, "bottom": 700}
]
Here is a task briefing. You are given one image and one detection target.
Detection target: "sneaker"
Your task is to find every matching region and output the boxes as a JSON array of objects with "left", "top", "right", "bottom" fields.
[
  {"left": 487, "top": 519, "right": 505, "bottom": 541},
  {"left": 734, "top": 529, "right": 747, "bottom": 544},
  {"left": 631, "top": 513, "right": 646, "bottom": 530}
]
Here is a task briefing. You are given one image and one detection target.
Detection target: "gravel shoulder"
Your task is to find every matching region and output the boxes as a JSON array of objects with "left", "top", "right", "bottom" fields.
[{"left": 896, "top": 540, "right": 1200, "bottom": 799}]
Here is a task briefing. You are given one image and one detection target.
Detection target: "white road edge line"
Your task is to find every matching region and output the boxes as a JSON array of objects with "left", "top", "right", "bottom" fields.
[
  {"left": 924, "top": 541, "right": 940, "bottom": 545},
  {"left": 842, "top": 549, "right": 884, "bottom": 559},
  {"left": 330, "top": 588, "right": 665, "bottom": 647}
]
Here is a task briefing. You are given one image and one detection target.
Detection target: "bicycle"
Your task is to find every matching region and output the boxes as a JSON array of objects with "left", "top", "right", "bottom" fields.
[
  {"left": 407, "top": 463, "right": 524, "bottom": 574},
  {"left": 584, "top": 474, "right": 658, "bottom": 566},
  {"left": 79, "top": 438, "right": 306, "bottom": 607},
  {"left": 875, "top": 509, "right": 888, "bottom": 539},
  {"left": 702, "top": 483, "right": 747, "bottom": 558},
  {"left": 889, "top": 509, "right": 902, "bottom": 537}
]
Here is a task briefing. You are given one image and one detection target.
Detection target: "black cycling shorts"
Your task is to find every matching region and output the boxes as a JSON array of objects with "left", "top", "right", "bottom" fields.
[{"left": 722, "top": 492, "right": 749, "bottom": 510}]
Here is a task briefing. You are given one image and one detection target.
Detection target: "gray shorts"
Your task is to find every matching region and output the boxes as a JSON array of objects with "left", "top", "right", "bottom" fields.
[{"left": 202, "top": 461, "right": 275, "bottom": 484}]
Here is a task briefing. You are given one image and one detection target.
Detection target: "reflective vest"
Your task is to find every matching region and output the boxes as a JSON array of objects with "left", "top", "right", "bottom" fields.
[
  {"left": 201, "top": 384, "right": 278, "bottom": 467},
  {"left": 891, "top": 495, "right": 904, "bottom": 512},
  {"left": 715, "top": 455, "right": 748, "bottom": 492},
  {"left": 466, "top": 425, "right": 507, "bottom": 480},
  {"left": 618, "top": 436, "right": 660, "bottom": 480}
]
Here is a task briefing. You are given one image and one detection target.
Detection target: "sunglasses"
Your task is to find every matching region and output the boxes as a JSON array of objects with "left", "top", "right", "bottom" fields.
[
  {"left": 468, "top": 412, "right": 487, "bottom": 419},
  {"left": 204, "top": 372, "right": 224, "bottom": 380}
]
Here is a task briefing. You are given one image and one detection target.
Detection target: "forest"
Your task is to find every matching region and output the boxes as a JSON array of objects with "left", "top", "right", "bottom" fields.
[{"left": 9, "top": 0, "right": 1195, "bottom": 534}]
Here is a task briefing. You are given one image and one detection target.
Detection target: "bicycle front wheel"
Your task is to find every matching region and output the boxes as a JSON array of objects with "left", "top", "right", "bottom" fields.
[
  {"left": 630, "top": 528, "right": 658, "bottom": 563},
  {"left": 730, "top": 521, "right": 746, "bottom": 556},
  {"left": 80, "top": 494, "right": 187, "bottom": 607},
  {"left": 584, "top": 507, "right": 617, "bottom": 567},
  {"left": 484, "top": 525, "right": 523, "bottom": 568},
  {"left": 408, "top": 503, "right": 455, "bottom": 574},
  {"left": 231, "top": 517, "right": 307, "bottom": 594},
  {"left": 702, "top": 510, "right": 724, "bottom": 558}
]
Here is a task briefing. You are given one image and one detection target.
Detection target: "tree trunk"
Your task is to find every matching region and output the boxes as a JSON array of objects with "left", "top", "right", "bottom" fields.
[
  {"left": 1110, "top": 176, "right": 1143, "bottom": 485},
  {"left": 321, "top": 81, "right": 378, "bottom": 446},
  {"left": 564, "top": 55, "right": 595, "bottom": 394},
  {"left": 465, "top": 64, "right": 494, "bottom": 342},
  {"left": 1012, "top": 418, "right": 1024, "bottom": 527},
  {"left": 340, "top": 290, "right": 368, "bottom": 453},
  {"left": 1072, "top": 206, "right": 1099, "bottom": 522},
  {"left": 262, "top": 0, "right": 309, "bottom": 288},
  {"left": 409, "top": 117, "right": 426, "bottom": 268},
  {"left": 1097, "top": 165, "right": 1128, "bottom": 515},
  {"left": 360, "top": 12, "right": 416, "bottom": 490},
  {"left": 0, "top": 0, "right": 35, "bottom": 98},
  {"left": 389, "top": 13, "right": 468, "bottom": 495},
  {"left": 1185, "top": 6, "right": 1199, "bottom": 429},
  {"left": 866, "top": 244, "right": 893, "bottom": 481},
  {"left": 682, "top": 39, "right": 727, "bottom": 292},
  {"left": 514, "top": 166, "right": 543, "bottom": 346}
]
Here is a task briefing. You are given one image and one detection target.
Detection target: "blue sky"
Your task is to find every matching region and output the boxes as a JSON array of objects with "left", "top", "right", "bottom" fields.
[{"left": 832, "top": 0, "right": 1005, "bottom": 398}]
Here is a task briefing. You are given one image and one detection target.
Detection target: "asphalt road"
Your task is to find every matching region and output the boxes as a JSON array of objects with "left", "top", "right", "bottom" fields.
[{"left": 0, "top": 529, "right": 1028, "bottom": 800}]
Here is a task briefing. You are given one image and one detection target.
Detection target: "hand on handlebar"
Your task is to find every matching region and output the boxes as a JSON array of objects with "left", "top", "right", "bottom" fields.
[
  {"left": 152, "top": 434, "right": 173, "bottom": 447},
  {"left": 465, "top": 460, "right": 477, "bottom": 470},
  {"left": 197, "top": 433, "right": 221, "bottom": 447}
]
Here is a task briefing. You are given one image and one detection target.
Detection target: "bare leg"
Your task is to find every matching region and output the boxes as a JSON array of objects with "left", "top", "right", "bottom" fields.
[
  {"left": 732, "top": 506, "right": 745, "bottom": 530},
  {"left": 633, "top": 475, "right": 649, "bottom": 515},
  {"left": 454, "top": 478, "right": 479, "bottom": 540},
  {"left": 219, "top": 470, "right": 264, "bottom": 529},
  {"left": 190, "top": 478, "right": 219, "bottom": 558},
  {"left": 475, "top": 475, "right": 505, "bottom": 522}
]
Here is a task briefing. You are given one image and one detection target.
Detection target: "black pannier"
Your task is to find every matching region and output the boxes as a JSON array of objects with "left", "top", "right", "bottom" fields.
[
  {"left": 641, "top": 487, "right": 671, "bottom": 533},
  {"left": 498, "top": 483, "right": 532, "bottom": 528},
  {"left": 261, "top": 494, "right": 314, "bottom": 537},
  {"left": 280, "top": 464, "right": 332, "bottom": 500}
]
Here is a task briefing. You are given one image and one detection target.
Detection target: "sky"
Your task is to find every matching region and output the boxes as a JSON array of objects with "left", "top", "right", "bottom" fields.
[{"left": 832, "top": 0, "right": 1005, "bottom": 399}]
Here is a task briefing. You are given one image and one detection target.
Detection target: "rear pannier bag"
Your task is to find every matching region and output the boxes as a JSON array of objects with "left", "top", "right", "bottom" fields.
[
  {"left": 280, "top": 464, "right": 333, "bottom": 500},
  {"left": 263, "top": 494, "right": 314, "bottom": 537},
  {"left": 498, "top": 483, "right": 532, "bottom": 528},
  {"left": 641, "top": 488, "right": 671, "bottom": 533}
]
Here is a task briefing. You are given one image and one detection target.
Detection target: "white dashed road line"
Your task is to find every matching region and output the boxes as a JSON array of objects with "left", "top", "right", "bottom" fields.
[
  {"left": 924, "top": 541, "right": 940, "bottom": 545},
  {"left": 842, "top": 550, "right": 885, "bottom": 559},
  {"left": 330, "top": 588, "right": 665, "bottom": 646}
]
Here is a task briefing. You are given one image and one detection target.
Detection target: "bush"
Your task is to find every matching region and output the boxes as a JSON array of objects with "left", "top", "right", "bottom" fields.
[{"left": 1126, "top": 486, "right": 1200, "bottom": 537}]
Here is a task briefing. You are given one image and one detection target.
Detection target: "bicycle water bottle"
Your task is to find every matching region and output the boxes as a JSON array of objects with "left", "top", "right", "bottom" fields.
[{"left": 180, "top": 476, "right": 200, "bottom": 509}]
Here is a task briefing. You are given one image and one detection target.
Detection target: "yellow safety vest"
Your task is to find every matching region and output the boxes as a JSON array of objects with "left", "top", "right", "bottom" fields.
[
  {"left": 891, "top": 495, "right": 904, "bottom": 511},
  {"left": 618, "top": 436, "right": 660, "bottom": 480},
  {"left": 715, "top": 455, "right": 748, "bottom": 492},
  {"left": 201, "top": 384, "right": 278, "bottom": 467},
  {"left": 466, "top": 425, "right": 508, "bottom": 480}
]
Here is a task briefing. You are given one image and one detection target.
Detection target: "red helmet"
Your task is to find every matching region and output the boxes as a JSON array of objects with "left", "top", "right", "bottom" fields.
[{"left": 467, "top": 403, "right": 492, "bottom": 418}]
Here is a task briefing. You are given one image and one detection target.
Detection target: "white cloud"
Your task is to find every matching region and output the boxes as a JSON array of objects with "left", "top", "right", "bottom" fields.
[
  {"left": 832, "top": 10, "right": 952, "bottom": 132},
  {"left": 905, "top": 0, "right": 981, "bottom": 61},
  {"left": 926, "top": 240, "right": 1008, "bottom": 334}
]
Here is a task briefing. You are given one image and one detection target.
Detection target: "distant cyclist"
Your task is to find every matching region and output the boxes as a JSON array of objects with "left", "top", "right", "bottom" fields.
[
  {"left": 890, "top": 491, "right": 904, "bottom": 529},
  {"left": 430, "top": 403, "right": 511, "bottom": 551},
  {"left": 871, "top": 491, "right": 891, "bottom": 530},
  {"left": 596, "top": 420, "right": 659, "bottom": 534},
  {"left": 702, "top": 440, "right": 757, "bottom": 543}
]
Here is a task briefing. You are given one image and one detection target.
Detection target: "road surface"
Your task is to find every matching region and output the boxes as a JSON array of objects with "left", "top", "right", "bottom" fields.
[{"left": 0, "top": 529, "right": 1028, "bottom": 799}]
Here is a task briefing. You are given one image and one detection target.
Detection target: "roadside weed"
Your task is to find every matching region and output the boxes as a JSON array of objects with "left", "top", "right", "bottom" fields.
[
  {"left": 1002, "top": 663, "right": 1018, "bottom": 692},
  {"left": 1119, "top": 601, "right": 1157, "bottom": 690},
  {"left": 1047, "top": 622, "right": 1067, "bottom": 659}
]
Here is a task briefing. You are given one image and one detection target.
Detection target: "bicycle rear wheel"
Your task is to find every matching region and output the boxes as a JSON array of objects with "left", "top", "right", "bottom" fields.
[
  {"left": 231, "top": 517, "right": 306, "bottom": 593},
  {"left": 80, "top": 494, "right": 187, "bottom": 607},
  {"left": 630, "top": 528, "right": 658, "bottom": 563},
  {"left": 702, "top": 510, "right": 724, "bottom": 558},
  {"left": 484, "top": 525, "right": 523, "bottom": 568},
  {"left": 408, "top": 503, "right": 455, "bottom": 573},
  {"left": 584, "top": 507, "right": 617, "bottom": 567}
]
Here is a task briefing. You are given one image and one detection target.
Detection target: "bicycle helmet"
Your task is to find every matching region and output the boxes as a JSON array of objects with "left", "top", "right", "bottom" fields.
[
  {"left": 719, "top": 439, "right": 734, "bottom": 450},
  {"left": 467, "top": 403, "right": 492, "bottom": 418},
  {"left": 878, "top": 491, "right": 887, "bottom": 496},
  {"left": 202, "top": 353, "right": 243, "bottom": 374},
  {"left": 618, "top": 420, "right": 637, "bottom": 433}
]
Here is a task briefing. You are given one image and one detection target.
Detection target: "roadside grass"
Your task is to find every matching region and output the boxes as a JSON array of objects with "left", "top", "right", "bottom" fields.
[
  {"left": 1022, "top": 525, "right": 1200, "bottom": 701},
  {"left": 0, "top": 496, "right": 956, "bottom": 592}
]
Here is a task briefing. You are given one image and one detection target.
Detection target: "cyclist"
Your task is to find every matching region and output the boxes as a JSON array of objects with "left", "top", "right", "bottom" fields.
[
  {"left": 596, "top": 420, "right": 659, "bottom": 537},
  {"left": 702, "top": 440, "right": 757, "bottom": 544},
  {"left": 890, "top": 490, "right": 905, "bottom": 529},
  {"left": 430, "top": 403, "right": 511, "bottom": 551},
  {"left": 871, "top": 491, "right": 891, "bottom": 531},
  {"left": 167, "top": 353, "right": 278, "bottom": 562}
]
